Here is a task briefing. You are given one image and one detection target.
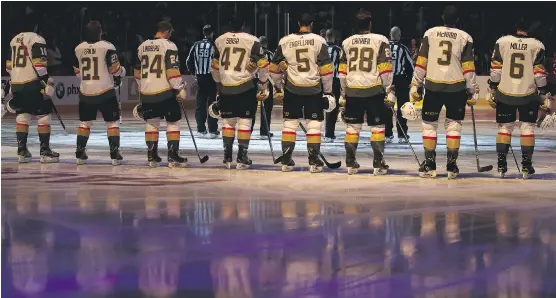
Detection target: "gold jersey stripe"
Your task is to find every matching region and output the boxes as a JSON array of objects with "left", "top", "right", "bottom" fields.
[
  {"left": 141, "top": 88, "right": 171, "bottom": 96},
  {"left": 416, "top": 56, "right": 428, "bottom": 68},
  {"left": 6, "top": 60, "right": 12, "bottom": 70},
  {"left": 257, "top": 58, "right": 270, "bottom": 68},
  {"left": 287, "top": 77, "right": 320, "bottom": 87},
  {"left": 166, "top": 68, "right": 181, "bottom": 79},
  {"left": 338, "top": 63, "right": 347, "bottom": 74},
  {"left": 319, "top": 63, "right": 333, "bottom": 76},
  {"left": 378, "top": 62, "right": 393, "bottom": 73},
  {"left": 134, "top": 69, "right": 141, "bottom": 79},
  {"left": 348, "top": 82, "right": 382, "bottom": 89},
  {"left": 497, "top": 88, "right": 536, "bottom": 97},
  {"left": 426, "top": 78, "right": 465, "bottom": 84},
  {"left": 269, "top": 63, "right": 281, "bottom": 73},
  {"left": 462, "top": 61, "right": 475, "bottom": 73},
  {"left": 109, "top": 62, "right": 121, "bottom": 74},
  {"left": 211, "top": 59, "right": 220, "bottom": 70}
]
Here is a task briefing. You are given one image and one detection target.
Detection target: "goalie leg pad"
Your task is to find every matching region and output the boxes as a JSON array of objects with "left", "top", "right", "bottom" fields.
[
  {"left": 496, "top": 122, "right": 514, "bottom": 153},
  {"left": 445, "top": 119, "right": 462, "bottom": 150},
  {"left": 422, "top": 121, "right": 438, "bottom": 151}
]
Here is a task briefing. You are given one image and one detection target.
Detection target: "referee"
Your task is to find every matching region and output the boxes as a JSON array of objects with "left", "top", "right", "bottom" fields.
[
  {"left": 186, "top": 25, "right": 219, "bottom": 138},
  {"left": 323, "top": 29, "right": 342, "bottom": 143},
  {"left": 386, "top": 26, "right": 414, "bottom": 144}
]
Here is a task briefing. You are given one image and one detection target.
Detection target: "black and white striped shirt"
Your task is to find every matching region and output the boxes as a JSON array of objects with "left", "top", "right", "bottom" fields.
[
  {"left": 327, "top": 42, "right": 342, "bottom": 79},
  {"left": 186, "top": 38, "right": 215, "bottom": 75},
  {"left": 389, "top": 40, "right": 414, "bottom": 77}
]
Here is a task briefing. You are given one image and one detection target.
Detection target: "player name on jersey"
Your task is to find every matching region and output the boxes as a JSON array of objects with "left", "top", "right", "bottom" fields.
[
  {"left": 436, "top": 31, "right": 458, "bottom": 39},
  {"left": 143, "top": 45, "right": 160, "bottom": 52},
  {"left": 225, "top": 38, "right": 240, "bottom": 44},
  {"left": 351, "top": 38, "right": 371, "bottom": 45},
  {"left": 83, "top": 48, "right": 96, "bottom": 55},
  {"left": 510, "top": 42, "right": 527, "bottom": 51},
  {"left": 288, "top": 39, "right": 315, "bottom": 48}
]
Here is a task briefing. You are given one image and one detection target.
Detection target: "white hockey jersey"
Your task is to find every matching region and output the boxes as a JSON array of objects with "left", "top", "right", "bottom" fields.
[
  {"left": 7, "top": 32, "right": 48, "bottom": 92},
  {"left": 271, "top": 32, "right": 333, "bottom": 95},
  {"left": 211, "top": 32, "right": 269, "bottom": 95},
  {"left": 74, "top": 41, "right": 123, "bottom": 101},
  {"left": 490, "top": 34, "right": 546, "bottom": 105},
  {"left": 135, "top": 38, "right": 184, "bottom": 103},
  {"left": 412, "top": 26, "right": 478, "bottom": 93},
  {"left": 339, "top": 33, "right": 393, "bottom": 97}
]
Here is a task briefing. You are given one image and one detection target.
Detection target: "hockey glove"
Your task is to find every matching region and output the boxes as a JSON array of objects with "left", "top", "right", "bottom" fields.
[
  {"left": 133, "top": 104, "right": 144, "bottom": 121},
  {"left": 42, "top": 78, "right": 55, "bottom": 100},
  {"left": 273, "top": 87, "right": 284, "bottom": 102},
  {"left": 176, "top": 88, "right": 187, "bottom": 102},
  {"left": 384, "top": 92, "right": 396, "bottom": 108},
  {"left": 466, "top": 92, "right": 479, "bottom": 106},
  {"left": 246, "top": 61, "right": 258, "bottom": 73},
  {"left": 410, "top": 85, "right": 423, "bottom": 102},
  {"left": 539, "top": 92, "right": 553, "bottom": 113},
  {"left": 338, "top": 95, "right": 346, "bottom": 107},
  {"left": 323, "top": 94, "right": 336, "bottom": 112},
  {"left": 486, "top": 87, "right": 497, "bottom": 108},
  {"left": 256, "top": 81, "right": 269, "bottom": 101}
]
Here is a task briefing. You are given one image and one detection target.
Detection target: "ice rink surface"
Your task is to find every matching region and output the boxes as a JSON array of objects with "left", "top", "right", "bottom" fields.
[{"left": 2, "top": 107, "right": 556, "bottom": 297}]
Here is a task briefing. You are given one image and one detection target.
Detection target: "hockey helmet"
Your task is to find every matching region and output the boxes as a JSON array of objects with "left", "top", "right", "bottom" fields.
[
  {"left": 133, "top": 104, "right": 144, "bottom": 121},
  {"left": 400, "top": 102, "right": 422, "bottom": 120},
  {"left": 323, "top": 94, "right": 336, "bottom": 112},
  {"left": 208, "top": 102, "right": 221, "bottom": 119}
]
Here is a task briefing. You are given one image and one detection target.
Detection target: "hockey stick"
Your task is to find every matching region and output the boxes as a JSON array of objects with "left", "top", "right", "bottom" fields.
[
  {"left": 509, "top": 145, "right": 521, "bottom": 173},
  {"left": 259, "top": 100, "right": 277, "bottom": 162},
  {"left": 470, "top": 106, "right": 493, "bottom": 172},
  {"left": 298, "top": 122, "right": 341, "bottom": 169},
  {"left": 179, "top": 101, "right": 209, "bottom": 164},
  {"left": 117, "top": 81, "right": 122, "bottom": 124},
  {"left": 391, "top": 107, "right": 421, "bottom": 166},
  {"left": 19, "top": 42, "right": 67, "bottom": 133}
]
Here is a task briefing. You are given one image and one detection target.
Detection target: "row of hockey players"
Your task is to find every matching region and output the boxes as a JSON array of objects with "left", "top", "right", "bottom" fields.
[{"left": 5, "top": 6, "right": 553, "bottom": 178}]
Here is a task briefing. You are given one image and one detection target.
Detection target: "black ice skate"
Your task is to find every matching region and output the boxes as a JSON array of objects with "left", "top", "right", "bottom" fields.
[
  {"left": 110, "top": 146, "right": 123, "bottom": 166},
  {"left": 236, "top": 146, "right": 252, "bottom": 170},
  {"left": 76, "top": 147, "right": 88, "bottom": 165},
  {"left": 18, "top": 148, "right": 32, "bottom": 163},
  {"left": 373, "top": 156, "right": 389, "bottom": 176},
  {"left": 168, "top": 148, "right": 187, "bottom": 168},
  {"left": 521, "top": 152, "right": 535, "bottom": 179},
  {"left": 446, "top": 151, "right": 459, "bottom": 180},
  {"left": 346, "top": 158, "right": 360, "bottom": 175},
  {"left": 223, "top": 143, "right": 233, "bottom": 169},
  {"left": 308, "top": 150, "right": 324, "bottom": 173},
  {"left": 281, "top": 146, "right": 295, "bottom": 172},
  {"left": 419, "top": 150, "right": 437, "bottom": 178},
  {"left": 497, "top": 153, "right": 508, "bottom": 178},
  {"left": 147, "top": 144, "right": 162, "bottom": 168},
  {"left": 40, "top": 146, "right": 60, "bottom": 164}
]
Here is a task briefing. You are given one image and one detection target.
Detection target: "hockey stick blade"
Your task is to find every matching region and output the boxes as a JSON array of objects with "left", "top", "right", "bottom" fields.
[
  {"left": 325, "top": 160, "right": 342, "bottom": 169},
  {"left": 273, "top": 155, "right": 283, "bottom": 164},
  {"left": 199, "top": 155, "right": 209, "bottom": 164},
  {"left": 479, "top": 165, "right": 493, "bottom": 172}
]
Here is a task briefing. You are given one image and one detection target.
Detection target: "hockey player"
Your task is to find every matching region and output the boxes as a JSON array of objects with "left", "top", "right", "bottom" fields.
[
  {"left": 488, "top": 19, "right": 550, "bottom": 179},
  {"left": 270, "top": 13, "right": 336, "bottom": 173},
  {"left": 209, "top": 14, "right": 270, "bottom": 169},
  {"left": 6, "top": 26, "right": 59, "bottom": 163},
  {"left": 134, "top": 21, "right": 188, "bottom": 168},
  {"left": 410, "top": 6, "right": 479, "bottom": 179},
  {"left": 74, "top": 21, "right": 126, "bottom": 165},
  {"left": 338, "top": 11, "right": 395, "bottom": 175}
]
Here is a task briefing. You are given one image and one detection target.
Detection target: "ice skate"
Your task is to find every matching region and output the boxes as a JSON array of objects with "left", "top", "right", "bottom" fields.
[
  {"left": 40, "top": 147, "right": 60, "bottom": 164},
  {"left": 147, "top": 148, "right": 162, "bottom": 168},
  {"left": 398, "top": 136, "right": 409, "bottom": 144},
  {"left": 419, "top": 151, "right": 437, "bottom": 178},
  {"left": 281, "top": 159, "right": 295, "bottom": 172},
  {"left": 497, "top": 153, "right": 507, "bottom": 178},
  {"left": 324, "top": 137, "right": 335, "bottom": 143},
  {"left": 521, "top": 152, "right": 534, "bottom": 179},
  {"left": 18, "top": 148, "right": 32, "bottom": 163},
  {"left": 346, "top": 159, "right": 360, "bottom": 175},
  {"left": 110, "top": 147, "right": 123, "bottom": 166},
  {"left": 260, "top": 132, "right": 273, "bottom": 140},
  {"left": 446, "top": 152, "right": 459, "bottom": 180},
  {"left": 209, "top": 131, "right": 220, "bottom": 139},
  {"left": 76, "top": 147, "right": 88, "bottom": 165},
  {"left": 236, "top": 146, "right": 252, "bottom": 170},
  {"left": 308, "top": 152, "right": 324, "bottom": 173},
  {"left": 373, "top": 157, "right": 389, "bottom": 176},
  {"left": 385, "top": 136, "right": 394, "bottom": 144},
  {"left": 197, "top": 131, "right": 208, "bottom": 138},
  {"left": 168, "top": 149, "right": 187, "bottom": 168}
]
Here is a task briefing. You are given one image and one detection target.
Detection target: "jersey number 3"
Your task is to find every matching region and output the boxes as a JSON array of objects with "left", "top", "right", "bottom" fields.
[{"left": 437, "top": 41, "right": 452, "bottom": 66}]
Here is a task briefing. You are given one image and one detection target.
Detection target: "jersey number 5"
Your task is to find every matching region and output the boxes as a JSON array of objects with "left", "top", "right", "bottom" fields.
[
  {"left": 81, "top": 57, "right": 100, "bottom": 80},
  {"left": 509, "top": 53, "right": 525, "bottom": 79},
  {"left": 295, "top": 49, "right": 310, "bottom": 72},
  {"left": 437, "top": 41, "right": 452, "bottom": 66}
]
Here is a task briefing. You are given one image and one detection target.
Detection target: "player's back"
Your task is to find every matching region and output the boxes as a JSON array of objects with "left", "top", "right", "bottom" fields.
[
  {"left": 137, "top": 38, "right": 179, "bottom": 101},
  {"left": 418, "top": 26, "right": 474, "bottom": 92},
  {"left": 276, "top": 32, "right": 330, "bottom": 95},
  {"left": 214, "top": 32, "right": 259, "bottom": 95},
  {"left": 341, "top": 33, "right": 390, "bottom": 97},
  {"left": 75, "top": 40, "right": 119, "bottom": 98},
  {"left": 8, "top": 32, "right": 47, "bottom": 92},
  {"left": 493, "top": 35, "right": 545, "bottom": 98}
]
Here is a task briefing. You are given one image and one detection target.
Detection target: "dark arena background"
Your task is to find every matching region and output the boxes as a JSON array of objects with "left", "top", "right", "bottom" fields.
[{"left": 1, "top": 1, "right": 556, "bottom": 297}]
